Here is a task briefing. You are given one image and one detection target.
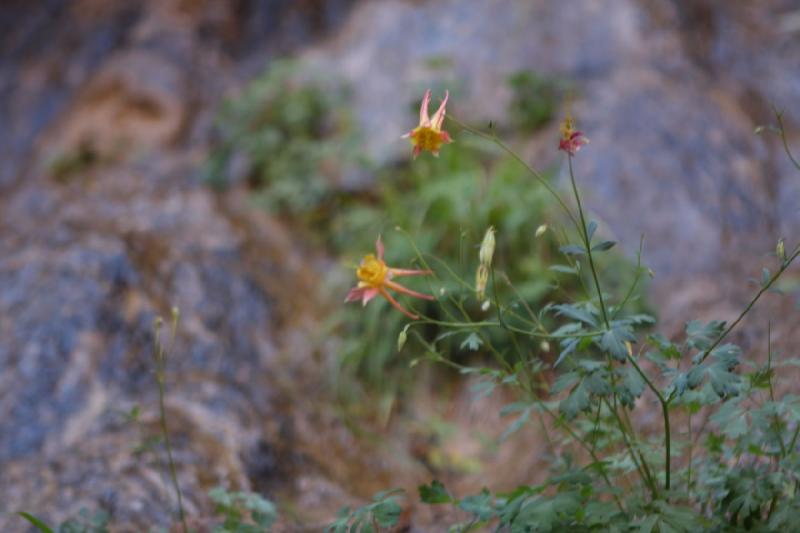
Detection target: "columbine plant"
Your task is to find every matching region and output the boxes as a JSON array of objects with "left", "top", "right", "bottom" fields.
[{"left": 340, "top": 90, "right": 800, "bottom": 531}]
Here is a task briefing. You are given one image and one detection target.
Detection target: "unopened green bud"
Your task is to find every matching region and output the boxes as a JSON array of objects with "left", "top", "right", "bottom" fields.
[
  {"left": 397, "top": 327, "right": 408, "bottom": 352},
  {"left": 540, "top": 340, "right": 550, "bottom": 353},
  {"left": 535, "top": 224, "right": 548, "bottom": 238},
  {"left": 476, "top": 264, "right": 489, "bottom": 301},
  {"left": 479, "top": 226, "right": 496, "bottom": 266},
  {"left": 777, "top": 239, "right": 785, "bottom": 262}
]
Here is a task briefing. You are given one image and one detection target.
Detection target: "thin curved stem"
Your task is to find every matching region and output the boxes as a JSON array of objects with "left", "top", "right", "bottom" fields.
[
  {"left": 612, "top": 235, "right": 645, "bottom": 320},
  {"left": 153, "top": 317, "right": 188, "bottom": 533},
  {"left": 620, "top": 406, "right": 658, "bottom": 494},
  {"left": 567, "top": 156, "right": 610, "bottom": 328},
  {"left": 447, "top": 115, "right": 582, "bottom": 232},
  {"left": 500, "top": 271, "right": 550, "bottom": 335},
  {"left": 623, "top": 349, "right": 672, "bottom": 493},
  {"left": 766, "top": 323, "right": 787, "bottom": 457},
  {"left": 603, "top": 398, "right": 659, "bottom": 499},
  {"left": 774, "top": 107, "right": 800, "bottom": 171},
  {"left": 537, "top": 401, "right": 626, "bottom": 513},
  {"left": 555, "top": 225, "right": 592, "bottom": 301},
  {"left": 696, "top": 243, "right": 800, "bottom": 366}
]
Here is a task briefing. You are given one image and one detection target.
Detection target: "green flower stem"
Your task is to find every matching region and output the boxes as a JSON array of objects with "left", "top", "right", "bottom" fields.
[
  {"left": 612, "top": 235, "right": 645, "bottom": 321},
  {"left": 604, "top": 398, "right": 659, "bottom": 499},
  {"left": 774, "top": 108, "right": 800, "bottom": 172},
  {"left": 567, "top": 156, "right": 610, "bottom": 328},
  {"left": 565, "top": 155, "right": 654, "bottom": 499},
  {"left": 554, "top": 225, "right": 593, "bottom": 302},
  {"left": 154, "top": 316, "right": 188, "bottom": 533},
  {"left": 537, "top": 401, "right": 626, "bottom": 513},
  {"left": 409, "top": 317, "right": 605, "bottom": 340},
  {"left": 499, "top": 271, "right": 550, "bottom": 336},
  {"left": 687, "top": 411, "right": 693, "bottom": 499},
  {"left": 696, "top": 243, "right": 800, "bottom": 367},
  {"left": 788, "top": 369, "right": 800, "bottom": 452},
  {"left": 661, "top": 398, "right": 672, "bottom": 494},
  {"left": 766, "top": 323, "right": 787, "bottom": 457},
  {"left": 624, "top": 351, "right": 672, "bottom": 493},
  {"left": 619, "top": 402, "right": 659, "bottom": 497},
  {"left": 490, "top": 267, "right": 529, "bottom": 368},
  {"left": 588, "top": 401, "right": 603, "bottom": 455}
]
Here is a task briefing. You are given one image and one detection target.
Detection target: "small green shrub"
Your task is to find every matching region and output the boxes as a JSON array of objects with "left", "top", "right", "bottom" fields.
[
  {"left": 506, "top": 70, "right": 564, "bottom": 132},
  {"left": 326, "top": 489, "right": 404, "bottom": 533},
  {"left": 18, "top": 509, "right": 110, "bottom": 533},
  {"left": 209, "top": 487, "right": 278, "bottom": 532},
  {"left": 205, "top": 59, "right": 363, "bottom": 219}
]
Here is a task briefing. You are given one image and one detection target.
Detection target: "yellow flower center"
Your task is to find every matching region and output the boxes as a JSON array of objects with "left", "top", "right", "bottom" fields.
[
  {"left": 411, "top": 126, "right": 443, "bottom": 153},
  {"left": 560, "top": 117, "right": 575, "bottom": 140},
  {"left": 356, "top": 254, "right": 388, "bottom": 288}
]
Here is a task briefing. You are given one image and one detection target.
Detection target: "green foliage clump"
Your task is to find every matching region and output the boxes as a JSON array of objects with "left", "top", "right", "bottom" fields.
[
  {"left": 506, "top": 70, "right": 563, "bottom": 132},
  {"left": 205, "top": 60, "right": 363, "bottom": 218},
  {"left": 18, "top": 509, "right": 110, "bottom": 533},
  {"left": 326, "top": 489, "right": 404, "bottom": 533},
  {"left": 209, "top": 487, "right": 278, "bottom": 532}
]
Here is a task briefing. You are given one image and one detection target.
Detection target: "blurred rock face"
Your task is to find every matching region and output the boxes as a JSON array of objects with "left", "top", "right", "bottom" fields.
[
  {"left": 1, "top": 0, "right": 799, "bottom": 530},
  {"left": 0, "top": 0, "right": 366, "bottom": 530}
]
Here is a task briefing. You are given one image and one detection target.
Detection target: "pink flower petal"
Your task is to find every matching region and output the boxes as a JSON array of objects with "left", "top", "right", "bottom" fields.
[
  {"left": 385, "top": 279, "right": 435, "bottom": 301},
  {"left": 345, "top": 287, "right": 365, "bottom": 303},
  {"left": 390, "top": 268, "right": 432, "bottom": 277},
  {"left": 419, "top": 89, "right": 432, "bottom": 127},
  {"left": 375, "top": 235, "right": 384, "bottom": 261},
  {"left": 378, "top": 287, "right": 418, "bottom": 319},
  {"left": 361, "top": 287, "right": 379, "bottom": 305},
  {"left": 431, "top": 90, "right": 449, "bottom": 130}
]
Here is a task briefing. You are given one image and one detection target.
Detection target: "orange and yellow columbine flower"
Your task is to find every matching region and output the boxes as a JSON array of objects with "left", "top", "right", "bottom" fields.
[
  {"left": 558, "top": 113, "right": 589, "bottom": 156},
  {"left": 402, "top": 89, "right": 453, "bottom": 158},
  {"left": 345, "top": 236, "right": 434, "bottom": 319}
]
